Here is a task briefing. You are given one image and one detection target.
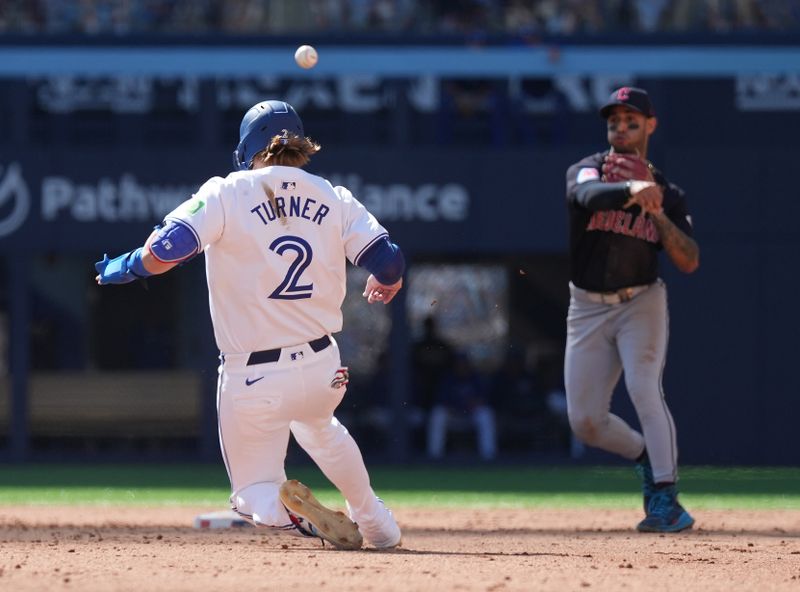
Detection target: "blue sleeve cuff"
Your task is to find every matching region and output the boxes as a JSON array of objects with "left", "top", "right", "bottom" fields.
[{"left": 357, "top": 237, "right": 405, "bottom": 284}]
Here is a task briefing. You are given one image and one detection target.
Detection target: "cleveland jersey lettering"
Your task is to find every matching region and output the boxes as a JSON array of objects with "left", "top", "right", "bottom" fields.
[
  {"left": 566, "top": 151, "right": 693, "bottom": 292},
  {"left": 585, "top": 209, "right": 660, "bottom": 243}
]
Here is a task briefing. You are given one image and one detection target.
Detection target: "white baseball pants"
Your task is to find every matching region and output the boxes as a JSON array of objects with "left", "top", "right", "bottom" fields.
[{"left": 217, "top": 337, "right": 389, "bottom": 531}]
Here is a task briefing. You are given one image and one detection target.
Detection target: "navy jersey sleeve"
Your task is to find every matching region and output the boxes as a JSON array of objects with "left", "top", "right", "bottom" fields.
[
  {"left": 663, "top": 183, "right": 694, "bottom": 238},
  {"left": 567, "top": 155, "right": 631, "bottom": 211},
  {"left": 566, "top": 161, "right": 599, "bottom": 204}
]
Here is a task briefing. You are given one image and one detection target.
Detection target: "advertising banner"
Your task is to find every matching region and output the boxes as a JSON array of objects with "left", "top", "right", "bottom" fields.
[{"left": 0, "top": 148, "right": 575, "bottom": 254}]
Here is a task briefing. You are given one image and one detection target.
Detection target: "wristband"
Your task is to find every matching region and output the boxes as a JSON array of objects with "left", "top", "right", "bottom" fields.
[{"left": 127, "top": 247, "right": 152, "bottom": 279}]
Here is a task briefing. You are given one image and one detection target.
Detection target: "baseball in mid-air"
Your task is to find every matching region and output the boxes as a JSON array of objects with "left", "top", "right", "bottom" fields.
[{"left": 294, "top": 45, "right": 318, "bottom": 69}]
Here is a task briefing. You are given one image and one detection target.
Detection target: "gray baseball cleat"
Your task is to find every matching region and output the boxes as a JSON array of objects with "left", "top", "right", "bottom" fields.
[{"left": 279, "top": 479, "right": 363, "bottom": 550}]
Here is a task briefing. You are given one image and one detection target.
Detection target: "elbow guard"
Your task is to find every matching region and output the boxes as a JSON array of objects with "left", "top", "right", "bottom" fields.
[
  {"left": 150, "top": 219, "right": 200, "bottom": 263},
  {"left": 357, "top": 237, "right": 405, "bottom": 285}
]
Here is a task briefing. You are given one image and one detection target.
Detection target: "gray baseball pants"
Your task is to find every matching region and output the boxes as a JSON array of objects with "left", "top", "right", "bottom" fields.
[{"left": 564, "top": 279, "right": 678, "bottom": 483}]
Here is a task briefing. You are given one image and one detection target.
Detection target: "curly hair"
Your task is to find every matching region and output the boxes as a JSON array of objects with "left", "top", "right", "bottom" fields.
[{"left": 251, "top": 130, "right": 321, "bottom": 168}]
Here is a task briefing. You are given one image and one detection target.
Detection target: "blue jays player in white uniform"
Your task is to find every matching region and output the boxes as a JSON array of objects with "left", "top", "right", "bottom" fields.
[{"left": 95, "top": 100, "right": 404, "bottom": 550}]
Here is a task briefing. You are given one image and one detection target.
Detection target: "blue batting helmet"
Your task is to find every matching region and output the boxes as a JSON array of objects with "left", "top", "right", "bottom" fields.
[{"left": 232, "top": 100, "right": 305, "bottom": 171}]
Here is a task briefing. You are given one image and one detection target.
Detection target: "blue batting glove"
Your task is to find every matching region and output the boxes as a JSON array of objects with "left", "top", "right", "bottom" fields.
[
  {"left": 95, "top": 253, "right": 111, "bottom": 276},
  {"left": 95, "top": 248, "right": 152, "bottom": 285}
]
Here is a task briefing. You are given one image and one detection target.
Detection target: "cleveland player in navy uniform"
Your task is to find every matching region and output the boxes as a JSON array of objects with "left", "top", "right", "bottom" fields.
[{"left": 564, "top": 87, "right": 700, "bottom": 532}]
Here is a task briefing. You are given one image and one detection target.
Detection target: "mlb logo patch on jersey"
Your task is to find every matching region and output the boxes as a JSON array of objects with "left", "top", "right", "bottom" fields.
[
  {"left": 290, "top": 351, "right": 304, "bottom": 361},
  {"left": 281, "top": 181, "right": 296, "bottom": 190},
  {"left": 576, "top": 168, "right": 600, "bottom": 184}
]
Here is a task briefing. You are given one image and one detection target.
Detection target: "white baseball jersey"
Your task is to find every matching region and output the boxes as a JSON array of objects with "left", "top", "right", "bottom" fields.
[{"left": 163, "top": 165, "right": 388, "bottom": 354}]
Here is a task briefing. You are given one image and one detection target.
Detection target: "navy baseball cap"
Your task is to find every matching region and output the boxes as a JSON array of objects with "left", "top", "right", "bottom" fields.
[
  {"left": 233, "top": 100, "right": 305, "bottom": 171},
  {"left": 599, "top": 87, "right": 655, "bottom": 118}
]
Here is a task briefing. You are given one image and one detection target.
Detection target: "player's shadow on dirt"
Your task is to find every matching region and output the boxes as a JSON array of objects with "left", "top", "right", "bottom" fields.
[
  {"left": 353, "top": 548, "right": 575, "bottom": 557},
  {"left": 398, "top": 526, "right": 800, "bottom": 540}
]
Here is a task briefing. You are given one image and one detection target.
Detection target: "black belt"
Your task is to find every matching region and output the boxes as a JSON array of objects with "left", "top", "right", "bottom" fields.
[{"left": 246, "top": 335, "right": 331, "bottom": 366}]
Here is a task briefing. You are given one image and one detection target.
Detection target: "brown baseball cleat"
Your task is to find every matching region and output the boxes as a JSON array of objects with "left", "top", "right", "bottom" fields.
[{"left": 279, "top": 479, "right": 363, "bottom": 550}]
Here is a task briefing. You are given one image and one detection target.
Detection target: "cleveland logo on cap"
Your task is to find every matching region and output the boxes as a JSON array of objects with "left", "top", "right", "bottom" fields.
[{"left": 600, "top": 86, "right": 655, "bottom": 118}]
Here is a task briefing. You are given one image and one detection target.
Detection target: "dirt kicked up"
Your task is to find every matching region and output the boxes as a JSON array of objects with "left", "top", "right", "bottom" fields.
[{"left": 1, "top": 506, "right": 799, "bottom": 591}]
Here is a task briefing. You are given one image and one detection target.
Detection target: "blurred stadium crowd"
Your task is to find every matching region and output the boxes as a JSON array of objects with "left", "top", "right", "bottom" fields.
[
  {"left": 2, "top": 3, "right": 797, "bottom": 463},
  {"left": 337, "top": 315, "right": 576, "bottom": 462},
  {"left": 0, "top": 0, "right": 798, "bottom": 35}
]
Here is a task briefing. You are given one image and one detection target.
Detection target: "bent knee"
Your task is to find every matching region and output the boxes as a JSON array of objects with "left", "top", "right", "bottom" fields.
[
  {"left": 568, "top": 414, "right": 606, "bottom": 445},
  {"left": 292, "top": 417, "right": 349, "bottom": 447},
  {"left": 232, "top": 482, "right": 288, "bottom": 527}
]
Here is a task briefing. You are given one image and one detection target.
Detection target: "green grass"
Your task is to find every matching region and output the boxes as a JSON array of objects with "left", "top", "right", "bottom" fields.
[{"left": 0, "top": 464, "right": 798, "bottom": 509}]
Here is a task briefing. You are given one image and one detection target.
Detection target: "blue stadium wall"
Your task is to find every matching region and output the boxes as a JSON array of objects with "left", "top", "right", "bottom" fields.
[{"left": 1, "top": 40, "right": 799, "bottom": 464}]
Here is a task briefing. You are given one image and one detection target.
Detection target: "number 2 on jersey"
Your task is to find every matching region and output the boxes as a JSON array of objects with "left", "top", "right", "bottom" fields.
[{"left": 268, "top": 235, "right": 313, "bottom": 300}]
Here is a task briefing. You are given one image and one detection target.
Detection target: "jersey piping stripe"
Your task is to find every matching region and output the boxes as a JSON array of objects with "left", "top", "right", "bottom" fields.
[
  {"left": 353, "top": 232, "right": 389, "bottom": 266},
  {"left": 216, "top": 367, "right": 233, "bottom": 489},
  {"left": 659, "top": 299, "right": 678, "bottom": 483}
]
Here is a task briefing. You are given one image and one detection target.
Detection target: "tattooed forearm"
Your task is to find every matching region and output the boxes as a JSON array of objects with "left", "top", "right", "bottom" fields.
[{"left": 651, "top": 212, "right": 699, "bottom": 273}]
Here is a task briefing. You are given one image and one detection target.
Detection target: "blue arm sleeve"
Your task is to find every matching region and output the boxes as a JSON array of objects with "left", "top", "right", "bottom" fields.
[
  {"left": 357, "top": 237, "right": 405, "bottom": 285},
  {"left": 95, "top": 247, "right": 153, "bottom": 285}
]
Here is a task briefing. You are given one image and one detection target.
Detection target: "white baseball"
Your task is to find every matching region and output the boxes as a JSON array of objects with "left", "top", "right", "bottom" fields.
[{"left": 294, "top": 45, "right": 318, "bottom": 69}]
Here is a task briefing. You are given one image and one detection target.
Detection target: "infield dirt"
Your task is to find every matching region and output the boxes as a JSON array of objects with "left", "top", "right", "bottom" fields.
[{"left": 1, "top": 506, "right": 799, "bottom": 591}]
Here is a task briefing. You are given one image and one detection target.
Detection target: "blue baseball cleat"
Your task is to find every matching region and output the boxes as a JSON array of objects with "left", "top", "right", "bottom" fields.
[{"left": 637, "top": 486, "right": 695, "bottom": 533}]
